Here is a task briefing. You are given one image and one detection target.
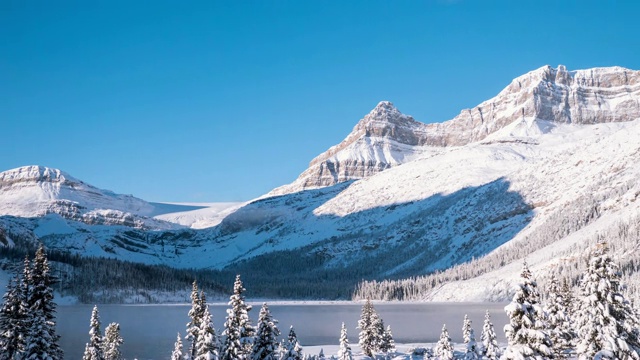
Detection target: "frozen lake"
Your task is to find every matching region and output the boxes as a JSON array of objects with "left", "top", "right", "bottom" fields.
[{"left": 57, "top": 302, "right": 509, "bottom": 359}]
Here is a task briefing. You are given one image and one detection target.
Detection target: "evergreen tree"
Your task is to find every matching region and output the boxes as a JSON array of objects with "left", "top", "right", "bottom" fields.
[
  {"left": 251, "top": 303, "right": 280, "bottom": 360},
  {"left": 83, "top": 305, "right": 104, "bottom": 360},
  {"left": 195, "top": 306, "right": 219, "bottom": 360},
  {"left": 24, "top": 245, "right": 63, "bottom": 360},
  {"left": 357, "top": 298, "right": 379, "bottom": 357},
  {"left": 337, "top": 323, "right": 352, "bottom": 360},
  {"left": 434, "top": 324, "right": 454, "bottom": 360},
  {"left": 502, "top": 262, "right": 553, "bottom": 360},
  {"left": 560, "top": 277, "right": 574, "bottom": 319},
  {"left": 575, "top": 243, "right": 640, "bottom": 360},
  {"left": 222, "top": 275, "right": 254, "bottom": 360},
  {"left": 280, "top": 326, "right": 303, "bottom": 360},
  {"left": 464, "top": 328, "right": 479, "bottom": 360},
  {"left": 378, "top": 325, "right": 395, "bottom": 354},
  {"left": 462, "top": 314, "right": 472, "bottom": 344},
  {"left": 103, "top": 323, "right": 123, "bottom": 360},
  {"left": 318, "top": 348, "right": 325, "bottom": 360},
  {"left": 481, "top": 310, "right": 500, "bottom": 360},
  {"left": 544, "top": 274, "right": 573, "bottom": 358},
  {"left": 187, "top": 281, "right": 206, "bottom": 359},
  {"left": 171, "top": 332, "right": 184, "bottom": 360},
  {"left": 0, "top": 275, "right": 25, "bottom": 359}
]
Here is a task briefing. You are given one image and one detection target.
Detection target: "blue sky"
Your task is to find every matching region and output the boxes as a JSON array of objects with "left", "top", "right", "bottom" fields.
[{"left": 2, "top": 1, "right": 639, "bottom": 202}]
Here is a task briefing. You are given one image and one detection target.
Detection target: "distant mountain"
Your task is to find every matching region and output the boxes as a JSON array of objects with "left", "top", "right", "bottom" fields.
[{"left": 2, "top": 65, "right": 640, "bottom": 302}]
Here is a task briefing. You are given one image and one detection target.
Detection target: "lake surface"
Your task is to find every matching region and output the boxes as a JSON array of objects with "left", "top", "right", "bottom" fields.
[{"left": 57, "top": 302, "right": 509, "bottom": 360}]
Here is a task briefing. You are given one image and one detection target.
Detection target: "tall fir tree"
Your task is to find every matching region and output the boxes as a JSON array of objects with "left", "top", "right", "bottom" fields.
[
  {"left": 222, "top": 275, "right": 254, "bottom": 360},
  {"left": 24, "top": 245, "right": 63, "bottom": 360},
  {"left": 502, "top": 261, "right": 553, "bottom": 360},
  {"left": 337, "top": 323, "right": 353, "bottom": 360},
  {"left": 83, "top": 305, "right": 104, "bottom": 360},
  {"left": 464, "top": 328, "right": 479, "bottom": 360},
  {"left": 251, "top": 303, "right": 280, "bottom": 360},
  {"left": 575, "top": 243, "right": 640, "bottom": 360},
  {"left": 481, "top": 310, "right": 500, "bottom": 360},
  {"left": 378, "top": 325, "right": 395, "bottom": 355},
  {"left": 0, "top": 275, "right": 25, "bottom": 359},
  {"left": 544, "top": 274, "right": 574, "bottom": 358},
  {"left": 103, "top": 323, "right": 123, "bottom": 360},
  {"left": 462, "top": 314, "right": 472, "bottom": 344},
  {"left": 171, "top": 332, "right": 184, "bottom": 360},
  {"left": 434, "top": 324, "right": 454, "bottom": 360},
  {"left": 357, "top": 299, "right": 379, "bottom": 357},
  {"left": 187, "top": 281, "right": 206, "bottom": 359},
  {"left": 195, "top": 305, "right": 219, "bottom": 360},
  {"left": 280, "top": 326, "right": 303, "bottom": 360}
]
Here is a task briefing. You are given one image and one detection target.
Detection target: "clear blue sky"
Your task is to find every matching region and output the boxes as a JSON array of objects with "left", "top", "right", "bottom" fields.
[{"left": 2, "top": 1, "right": 639, "bottom": 202}]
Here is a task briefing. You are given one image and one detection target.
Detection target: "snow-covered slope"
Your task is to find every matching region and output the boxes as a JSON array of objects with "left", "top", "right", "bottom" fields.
[
  {"left": 0, "top": 166, "right": 180, "bottom": 229},
  {"left": 2, "top": 65, "right": 640, "bottom": 301}
]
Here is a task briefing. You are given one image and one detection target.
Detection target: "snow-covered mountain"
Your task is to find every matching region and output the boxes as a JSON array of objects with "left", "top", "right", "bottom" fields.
[
  {"left": 2, "top": 65, "right": 640, "bottom": 302},
  {"left": 274, "top": 65, "right": 640, "bottom": 194}
]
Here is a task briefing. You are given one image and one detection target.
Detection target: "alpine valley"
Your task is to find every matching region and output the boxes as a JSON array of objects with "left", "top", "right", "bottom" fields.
[{"left": 2, "top": 65, "right": 640, "bottom": 303}]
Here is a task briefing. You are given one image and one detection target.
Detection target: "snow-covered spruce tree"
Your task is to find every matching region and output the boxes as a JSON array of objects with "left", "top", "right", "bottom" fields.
[
  {"left": 318, "top": 348, "right": 325, "bottom": 360},
  {"left": 560, "top": 277, "right": 575, "bottom": 320},
  {"left": 357, "top": 298, "right": 380, "bottom": 357},
  {"left": 463, "top": 314, "right": 472, "bottom": 344},
  {"left": 575, "top": 243, "right": 640, "bottom": 360},
  {"left": 379, "top": 325, "right": 395, "bottom": 355},
  {"left": 222, "top": 275, "right": 255, "bottom": 360},
  {"left": 502, "top": 261, "right": 553, "bottom": 360},
  {"left": 0, "top": 275, "right": 25, "bottom": 359},
  {"left": 280, "top": 326, "right": 303, "bottom": 360},
  {"left": 481, "top": 310, "right": 500, "bottom": 360},
  {"left": 187, "top": 281, "right": 207, "bottom": 359},
  {"left": 251, "top": 303, "right": 280, "bottom": 360},
  {"left": 103, "top": 323, "right": 123, "bottom": 360},
  {"left": 434, "top": 324, "right": 454, "bottom": 360},
  {"left": 195, "top": 305, "right": 219, "bottom": 360},
  {"left": 337, "top": 322, "right": 353, "bottom": 360},
  {"left": 83, "top": 305, "right": 104, "bottom": 360},
  {"left": 24, "top": 244, "right": 63, "bottom": 360},
  {"left": 465, "top": 328, "right": 479, "bottom": 360},
  {"left": 544, "top": 274, "right": 573, "bottom": 358},
  {"left": 171, "top": 332, "right": 184, "bottom": 360}
]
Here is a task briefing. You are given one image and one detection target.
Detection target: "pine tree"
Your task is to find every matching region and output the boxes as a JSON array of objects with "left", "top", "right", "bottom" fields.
[
  {"left": 462, "top": 314, "right": 472, "bottom": 344},
  {"left": 357, "top": 299, "right": 379, "bottom": 357},
  {"left": 251, "top": 303, "right": 280, "bottom": 360},
  {"left": 378, "top": 325, "right": 395, "bottom": 354},
  {"left": 337, "top": 323, "right": 352, "bottom": 360},
  {"left": 544, "top": 274, "right": 573, "bottom": 358},
  {"left": 464, "top": 328, "right": 479, "bottom": 360},
  {"left": 187, "top": 281, "right": 206, "bottom": 359},
  {"left": 0, "top": 275, "right": 25, "bottom": 360},
  {"left": 103, "top": 323, "right": 123, "bottom": 360},
  {"left": 502, "top": 261, "right": 553, "bottom": 360},
  {"left": 280, "top": 326, "right": 303, "bottom": 360},
  {"left": 575, "top": 243, "right": 640, "bottom": 360},
  {"left": 481, "top": 310, "right": 500, "bottom": 360},
  {"left": 171, "top": 332, "right": 184, "bottom": 360},
  {"left": 24, "top": 245, "right": 63, "bottom": 360},
  {"left": 195, "top": 306, "right": 219, "bottom": 360},
  {"left": 318, "top": 348, "right": 325, "bottom": 360},
  {"left": 83, "top": 305, "right": 104, "bottom": 360},
  {"left": 222, "top": 275, "right": 254, "bottom": 360},
  {"left": 434, "top": 324, "right": 454, "bottom": 360}
]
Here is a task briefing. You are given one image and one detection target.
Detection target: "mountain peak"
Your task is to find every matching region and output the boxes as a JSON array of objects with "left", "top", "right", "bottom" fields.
[{"left": 0, "top": 165, "right": 75, "bottom": 184}]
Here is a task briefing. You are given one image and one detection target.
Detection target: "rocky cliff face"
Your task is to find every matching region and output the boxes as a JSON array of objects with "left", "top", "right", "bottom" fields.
[
  {"left": 270, "top": 101, "right": 437, "bottom": 194},
  {"left": 275, "top": 65, "right": 640, "bottom": 194}
]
